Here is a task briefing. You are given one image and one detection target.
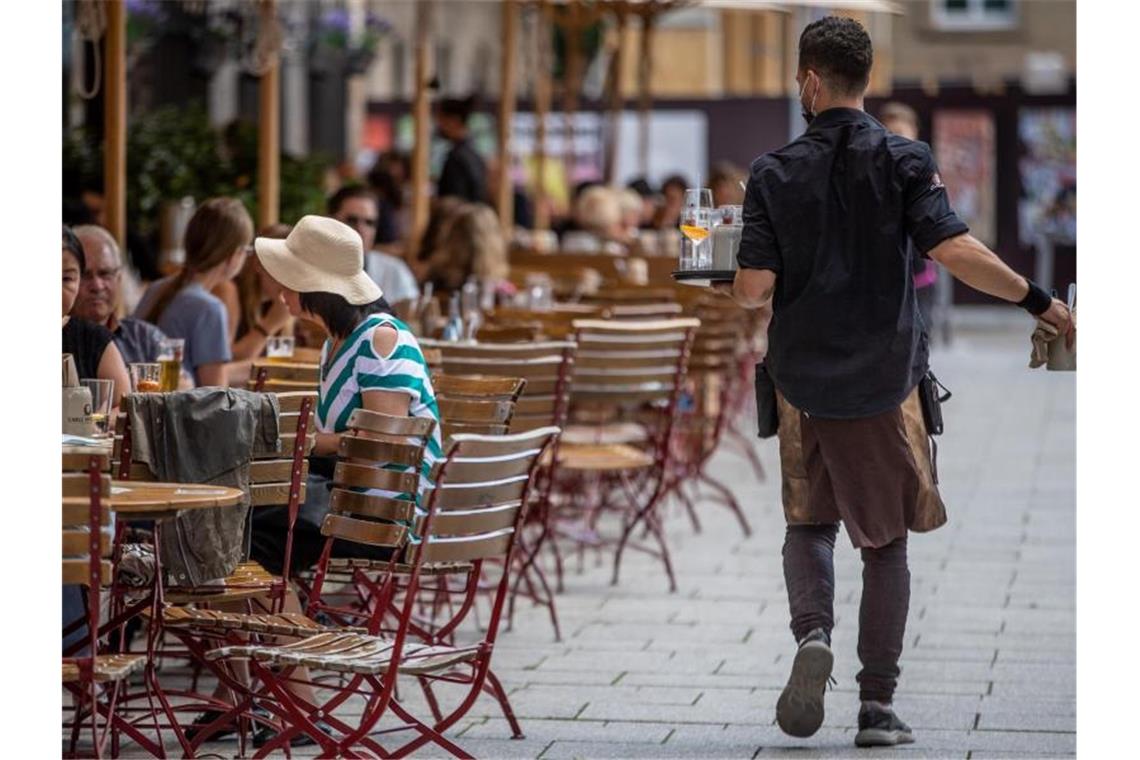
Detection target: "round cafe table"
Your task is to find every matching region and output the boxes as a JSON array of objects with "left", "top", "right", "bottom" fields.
[{"left": 104, "top": 481, "right": 244, "bottom": 521}]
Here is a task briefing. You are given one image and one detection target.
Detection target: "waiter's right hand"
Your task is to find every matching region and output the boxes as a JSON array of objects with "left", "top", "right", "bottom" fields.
[{"left": 1039, "top": 298, "right": 1075, "bottom": 349}]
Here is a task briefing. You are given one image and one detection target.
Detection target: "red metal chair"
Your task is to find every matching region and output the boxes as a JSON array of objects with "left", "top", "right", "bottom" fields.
[
  {"left": 62, "top": 450, "right": 146, "bottom": 758},
  {"left": 424, "top": 339, "right": 577, "bottom": 640},
  {"left": 551, "top": 317, "right": 700, "bottom": 592},
  {"left": 204, "top": 422, "right": 560, "bottom": 757}
]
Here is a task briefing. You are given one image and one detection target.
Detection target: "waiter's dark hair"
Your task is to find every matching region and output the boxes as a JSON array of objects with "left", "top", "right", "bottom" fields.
[{"left": 798, "top": 16, "right": 873, "bottom": 96}]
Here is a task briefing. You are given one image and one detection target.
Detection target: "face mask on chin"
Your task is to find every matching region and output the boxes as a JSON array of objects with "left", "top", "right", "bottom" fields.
[{"left": 799, "top": 73, "right": 820, "bottom": 126}]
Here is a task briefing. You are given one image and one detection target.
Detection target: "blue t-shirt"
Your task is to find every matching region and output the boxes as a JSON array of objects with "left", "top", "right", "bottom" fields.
[{"left": 133, "top": 279, "right": 232, "bottom": 383}]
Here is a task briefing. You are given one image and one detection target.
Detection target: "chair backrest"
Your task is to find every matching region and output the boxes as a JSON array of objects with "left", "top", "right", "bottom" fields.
[
  {"left": 250, "top": 360, "right": 320, "bottom": 393},
  {"left": 486, "top": 304, "right": 603, "bottom": 339},
  {"left": 425, "top": 340, "right": 577, "bottom": 433},
  {"left": 581, "top": 287, "right": 679, "bottom": 305},
  {"left": 320, "top": 409, "right": 437, "bottom": 553},
  {"left": 62, "top": 451, "right": 113, "bottom": 589},
  {"left": 475, "top": 323, "right": 543, "bottom": 343},
  {"left": 432, "top": 373, "right": 526, "bottom": 438},
  {"left": 569, "top": 318, "right": 700, "bottom": 407},
  {"left": 62, "top": 450, "right": 113, "bottom": 674},
  {"left": 412, "top": 427, "right": 560, "bottom": 570}
]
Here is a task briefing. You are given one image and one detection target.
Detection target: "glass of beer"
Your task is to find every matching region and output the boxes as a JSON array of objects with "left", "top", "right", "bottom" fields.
[
  {"left": 157, "top": 338, "right": 185, "bottom": 392},
  {"left": 129, "top": 362, "right": 162, "bottom": 393},
  {"left": 266, "top": 335, "right": 295, "bottom": 360},
  {"left": 80, "top": 378, "right": 114, "bottom": 438}
]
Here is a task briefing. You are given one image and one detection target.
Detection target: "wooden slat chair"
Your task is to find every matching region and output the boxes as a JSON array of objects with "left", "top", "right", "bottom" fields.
[
  {"left": 301, "top": 409, "right": 438, "bottom": 628},
  {"left": 666, "top": 301, "right": 754, "bottom": 537},
  {"left": 62, "top": 451, "right": 146, "bottom": 758},
  {"left": 424, "top": 339, "right": 577, "bottom": 638},
  {"left": 581, "top": 286, "right": 680, "bottom": 305},
  {"left": 475, "top": 322, "right": 543, "bottom": 343},
  {"left": 249, "top": 359, "right": 320, "bottom": 393},
  {"left": 485, "top": 303, "right": 604, "bottom": 340},
  {"left": 310, "top": 378, "right": 523, "bottom": 638},
  {"left": 432, "top": 374, "right": 526, "bottom": 438},
  {"left": 204, "top": 426, "right": 560, "bottom": 757},
  {"left": 552, "top": 318, "right": 700, "bottom": 592}
]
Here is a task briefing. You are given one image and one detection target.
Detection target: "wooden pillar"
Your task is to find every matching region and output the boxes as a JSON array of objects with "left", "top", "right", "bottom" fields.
[
  {"left": 636, "top": 10, "right": 655, "bottom": 177},
  {"left": 497, "top": 0, "right": 519, "bottom": 232},
  {"left": 533, "top": 1, "right": 553, "bottom": 231},
  {"left": 408, "top": 0, "right": 433, "bottom": 260},
  {"left": 103, "top": 0, "right": 127, "bottom": 248},
  {"left": 602, "top": 7, "right": 627, "bottom": 184},
  {"left": 257, "top": 0, "right": 280, "bottom": 229}
]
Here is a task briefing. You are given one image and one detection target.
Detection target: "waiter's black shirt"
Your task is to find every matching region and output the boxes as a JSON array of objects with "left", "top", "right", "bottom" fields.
[
  {"left": 739, "top": 107, "right": 968, "bottom": 418},
  {"left": 437, "top": 139, "right": 488, "bottom": 204}
]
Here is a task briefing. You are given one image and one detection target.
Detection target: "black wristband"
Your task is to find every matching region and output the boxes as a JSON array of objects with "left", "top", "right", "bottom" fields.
[{"left": 1016, "top": 280, "right": 1052, "bottom": 316}]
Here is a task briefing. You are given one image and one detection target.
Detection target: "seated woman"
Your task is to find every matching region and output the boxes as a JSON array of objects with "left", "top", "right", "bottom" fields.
[
  {"left": 249, "top": 214, "right": 442, "bottom": 575},
  {"left": 62, "top": 224, "right": 131, "bottom": 653},
  {"left": 62, "top": 225, "right": 131, "bottom": 409},
  {"left": 422, "top": 201, "right": 515, "bottom": 302},
  {"left": 134, "top": 198, "right": 253, "bottom": 387},
  {"left": 213, "top": 223, "right": 294, "bottom": 362}
]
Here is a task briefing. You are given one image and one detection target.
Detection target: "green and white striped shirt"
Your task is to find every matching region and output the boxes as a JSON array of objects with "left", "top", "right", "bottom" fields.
[{"left": 317, "top": 313, "right": 442, "bottom": 509}]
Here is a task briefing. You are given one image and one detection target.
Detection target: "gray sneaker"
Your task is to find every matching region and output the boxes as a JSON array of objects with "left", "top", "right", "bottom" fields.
[
  {"left": 776, "top": 629, "right": 834, "bottom": 738},
  {"left": 854, "top": 704, "right": 915, "bottom": 747}
]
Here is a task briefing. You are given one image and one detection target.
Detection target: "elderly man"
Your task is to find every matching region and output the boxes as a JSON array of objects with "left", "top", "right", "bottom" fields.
[{"left": 72, "top": 225, "right": 167, "bottom": 364}]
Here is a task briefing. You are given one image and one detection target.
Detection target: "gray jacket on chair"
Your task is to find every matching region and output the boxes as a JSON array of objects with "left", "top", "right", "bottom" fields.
[{"left": 124, "top": 388, "right": 280, "bottom": 587}]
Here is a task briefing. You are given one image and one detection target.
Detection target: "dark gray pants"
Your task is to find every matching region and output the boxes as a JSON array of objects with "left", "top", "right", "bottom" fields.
[{"left": 782, "top": 523, "right": 910, "bottom": 703}]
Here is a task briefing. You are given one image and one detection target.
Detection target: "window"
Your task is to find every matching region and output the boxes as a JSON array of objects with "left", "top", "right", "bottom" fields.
[{"left": 931, "top": 0, "right": 1017, "bottom": 31}]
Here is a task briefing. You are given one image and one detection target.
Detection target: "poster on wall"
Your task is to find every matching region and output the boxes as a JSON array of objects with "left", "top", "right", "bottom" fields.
[
  {"left": 1018, "top": 108, "right": 1076, "bottom": 246},
  {"left": 933, "top": 110, "right": 996, "bottom": 248}
]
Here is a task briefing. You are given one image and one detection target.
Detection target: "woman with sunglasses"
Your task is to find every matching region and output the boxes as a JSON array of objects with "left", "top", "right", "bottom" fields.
[{"left": 134, "top": 198, "right": 253, "bottom": 387}]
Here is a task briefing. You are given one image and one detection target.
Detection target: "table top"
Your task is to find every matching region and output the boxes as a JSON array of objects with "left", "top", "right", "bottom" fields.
[
  {"left": 62, "top": 480, "right": 244, "bottom": 517},
  {"left": 110, "top": 481, "right": 244, "bottom": 514}
]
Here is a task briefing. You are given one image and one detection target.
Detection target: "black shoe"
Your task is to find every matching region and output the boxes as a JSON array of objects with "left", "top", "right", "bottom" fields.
[
  {"left": 252, "top": 719, "right": 333, "bottom": 749},
  {"left": 776, "top": 628, "right": 834, "bottom": 738},
  {"left": 854, "top": 704, "right": 915, "bottom": 747},
  {"left": 184, "top": 710, "right": 237, "bottom": 743}
]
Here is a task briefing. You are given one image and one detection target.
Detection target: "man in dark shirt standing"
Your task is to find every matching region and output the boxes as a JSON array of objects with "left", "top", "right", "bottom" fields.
[
  {"left": 435, "top": 96, "right": 488, "bottom": 205},
  {"left": 721, "top": 16, "right": 1073, "bottom": 748}
]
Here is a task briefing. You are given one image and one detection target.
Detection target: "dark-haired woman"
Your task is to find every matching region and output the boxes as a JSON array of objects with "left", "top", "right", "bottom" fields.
[
  {"left": 62, "top": 225, "right": 131, "bottom": 409},
  {"left": 133, "top": 198, "right": 253, "bottom": 386},
  {"left": 249, "top": 215, "right": 442, "bottom": 574},
  {"left": 213, "top": 223, "right": 294, "bottom": 362}
]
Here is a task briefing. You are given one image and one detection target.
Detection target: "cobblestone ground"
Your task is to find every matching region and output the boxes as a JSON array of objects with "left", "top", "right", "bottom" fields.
[{"left": 120, "top": 312, "right": 1076, "bottom": 759}]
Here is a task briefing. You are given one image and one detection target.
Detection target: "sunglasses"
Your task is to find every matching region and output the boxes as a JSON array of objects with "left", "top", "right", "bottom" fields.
[{"left": 342, "top": 214, "right": 377, "bottom": 229}]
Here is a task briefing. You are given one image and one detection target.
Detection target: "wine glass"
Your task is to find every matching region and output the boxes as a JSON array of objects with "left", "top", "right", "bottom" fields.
[{"left": 679, "top": 188, "right": 714, "bottom": 269}]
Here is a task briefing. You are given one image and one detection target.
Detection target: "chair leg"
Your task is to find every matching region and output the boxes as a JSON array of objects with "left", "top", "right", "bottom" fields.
[
  {"left": 418, "top": 675, "right": 445, "bottom": 725},
  {"left": 697, "top": 470, "right": 752, "bottom": 536},
  {"left": 611, "top": 479, "right": 676, "bottom": 592},
  {"left": 677, "top": 480, "right": 702, "bottom": 533},
  {"left": 482, "top": 669, "right": 525, "bottom": 739}
]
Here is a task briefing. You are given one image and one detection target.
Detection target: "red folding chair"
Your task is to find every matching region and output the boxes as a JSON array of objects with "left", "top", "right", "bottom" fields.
[
  {"left": 62, "top": 451, "right": 146, "bottom": 758},
  {"left": 204, "top": 421, "right": 560, "bottom": 757}
]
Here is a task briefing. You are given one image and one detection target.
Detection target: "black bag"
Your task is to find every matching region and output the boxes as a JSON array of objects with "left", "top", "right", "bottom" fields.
[
  {"left": 754, "top": 361, "right": 779, "bottom": 439},
  {"left": 918, "top": 371, "right": 952, "bottom": 436}
]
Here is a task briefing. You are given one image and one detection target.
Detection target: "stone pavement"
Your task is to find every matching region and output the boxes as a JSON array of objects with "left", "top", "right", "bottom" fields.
[{"left": 126, "top": 312, "right": 1076, "bottom": 759}]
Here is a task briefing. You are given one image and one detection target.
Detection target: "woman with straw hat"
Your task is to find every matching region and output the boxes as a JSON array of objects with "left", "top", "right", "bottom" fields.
[{"left": 249, "top": 215, "right": 442, "bottom": 573}]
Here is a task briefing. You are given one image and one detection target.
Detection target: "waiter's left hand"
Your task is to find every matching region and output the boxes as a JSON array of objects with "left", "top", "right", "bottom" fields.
[{"left": 711, "top": 281, "right": 734, "bottom": 297}]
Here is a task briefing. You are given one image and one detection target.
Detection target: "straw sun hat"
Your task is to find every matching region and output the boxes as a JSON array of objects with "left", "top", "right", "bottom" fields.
[{"left": 254, "top": 215, "right": 382, "bottom": 305}]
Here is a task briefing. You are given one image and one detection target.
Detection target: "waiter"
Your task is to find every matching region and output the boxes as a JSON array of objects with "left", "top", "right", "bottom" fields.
[{"left": 718, "top": 16, "right": 1072, "bottom": 749}]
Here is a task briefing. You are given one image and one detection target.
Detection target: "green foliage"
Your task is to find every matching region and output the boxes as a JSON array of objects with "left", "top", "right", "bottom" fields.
[{"left": 62, "top": 102, "right": 331, "bottom": 235}]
